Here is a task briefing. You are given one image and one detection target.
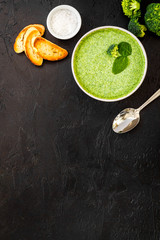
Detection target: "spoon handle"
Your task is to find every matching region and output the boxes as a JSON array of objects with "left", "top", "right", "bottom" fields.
[{"left": 137, "top": 89, "right": 160, "bottom": 112}]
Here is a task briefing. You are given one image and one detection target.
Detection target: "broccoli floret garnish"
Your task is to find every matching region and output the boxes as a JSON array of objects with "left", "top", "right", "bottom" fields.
[
  {"left": 144, "top": 3, "right": 160, "bottom": 36},
  {"left": 128, "top": 18, "right": 147, "bottom": 37},
  {"left": 107, "top": 44, "right": 119, "bottom": 58},
  {"left": 121, "top": 0, "right": 141, "bottom": 18}
]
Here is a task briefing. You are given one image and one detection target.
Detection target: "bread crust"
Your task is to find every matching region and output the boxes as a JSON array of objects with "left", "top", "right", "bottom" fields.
[
  {"left": 34, "top": 37, "right": 68, "bottom": 61},
  {"left": 14, "top": 24, "right": 45, "bottom": 53},
  {"left": 25, "top": 29, "right": 43, "bottom": 66}
]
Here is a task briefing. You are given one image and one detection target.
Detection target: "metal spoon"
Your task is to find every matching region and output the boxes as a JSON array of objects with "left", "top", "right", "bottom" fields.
[{"left": 112, "top": 89, "right": 160, "bottom": 134}]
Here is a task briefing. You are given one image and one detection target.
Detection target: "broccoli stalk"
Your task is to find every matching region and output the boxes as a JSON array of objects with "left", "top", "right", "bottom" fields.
[
  {"left": 121, "top": 0, "right": 141, "bottom": 18},
  {"left": 107, "top": 44, "right": 119, "bottom": 58},
  {"left": 144, "top": 3, "right": 160, "bottom": 36},
  {"left": 128, "top": 18, "right": 147, "bottom": 37}
]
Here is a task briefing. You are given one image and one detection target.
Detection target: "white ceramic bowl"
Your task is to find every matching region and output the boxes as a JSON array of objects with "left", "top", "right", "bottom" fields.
[
  {"left": 47, "top": 5, "right": 82, "bottom": 40},
  {"left": 71, "top": 26, "right": 148, "bottom": 102}
]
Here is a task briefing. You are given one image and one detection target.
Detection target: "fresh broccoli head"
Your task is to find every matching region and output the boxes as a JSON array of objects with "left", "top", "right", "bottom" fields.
[
  {"left": 107, "top": 44, "right": 119, "bottom": 58},
  {"left": 144, "top": 3, "right": 160, "bottom": 36},
  {"left": 128, "top": 18, "right": 147, "bottom": 37},
  {"left": 121, "top": 0, "right": 141, "bottom": 18}
]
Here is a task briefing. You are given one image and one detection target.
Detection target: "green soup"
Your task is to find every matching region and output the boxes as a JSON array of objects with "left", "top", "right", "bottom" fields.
[{"left": 73, "top": 28, "right": 146, "bottom": 100}]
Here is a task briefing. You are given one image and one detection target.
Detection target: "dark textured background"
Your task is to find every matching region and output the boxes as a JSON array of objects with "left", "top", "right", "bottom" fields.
[{"left": 0, "top": 0, "right": 160, "bottom": 239}]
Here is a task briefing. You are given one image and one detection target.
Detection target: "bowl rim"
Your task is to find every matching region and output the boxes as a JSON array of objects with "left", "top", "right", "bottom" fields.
[
  {"left": 46, "top": 5, "right": 82, "bottom": 40},
  {"left": 71, "top": 26, "right": 148, "bottom": 102}
]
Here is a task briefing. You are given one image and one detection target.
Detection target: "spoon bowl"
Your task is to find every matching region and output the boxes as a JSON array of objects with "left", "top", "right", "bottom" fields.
[{"left": 112, "top": 108, "right": 140, "bottom": 133}]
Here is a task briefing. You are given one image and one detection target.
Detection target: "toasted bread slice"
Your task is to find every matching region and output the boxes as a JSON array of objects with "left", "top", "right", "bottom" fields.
[
  {"left": 25, "top": 29, "right": 43, "bottom": 66},
  {"left": 23, "top": 27, "right": 37, "bottom": 49},
  {"left": 14, "top": 24, "right": 45, "bottom": 53},
  {"left": 34, "top": 37, "right": 68, "bottom": 61}
]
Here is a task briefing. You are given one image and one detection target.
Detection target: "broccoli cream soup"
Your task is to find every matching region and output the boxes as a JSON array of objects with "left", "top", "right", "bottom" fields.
[{"left": 73, "top": 28, "right": 146, "bottom": 100}]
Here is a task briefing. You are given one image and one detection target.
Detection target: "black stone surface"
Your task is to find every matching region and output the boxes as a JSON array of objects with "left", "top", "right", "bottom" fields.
[{"left": 0, "top": 0, "right": 160, "bottom": 239}]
